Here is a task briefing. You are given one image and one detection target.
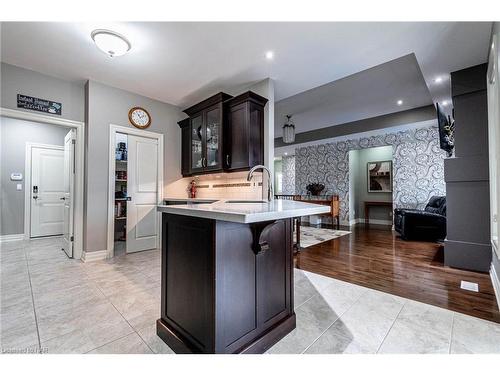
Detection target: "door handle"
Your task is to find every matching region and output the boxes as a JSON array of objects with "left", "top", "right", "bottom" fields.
[
  {"left": 60, "top": 197, "right": 66, "bottom": 200},
  {"left": 226, "top": 154, "right": 230, "bottom": 167}
]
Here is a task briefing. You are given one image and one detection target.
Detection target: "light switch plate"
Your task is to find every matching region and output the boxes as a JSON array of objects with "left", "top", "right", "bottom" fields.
[
  {"left": 16, "top": 184, "right": 23, "bottom": 191},
  {"left": 460, "top": 280, "right": 479, "bottom": 292}
]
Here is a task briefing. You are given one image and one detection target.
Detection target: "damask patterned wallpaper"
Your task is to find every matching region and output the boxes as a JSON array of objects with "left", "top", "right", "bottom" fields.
[
  {"left": 292, "top": 125, "right": 446, "bottom": 222},
  {"left": 281, "top": 155, "right": 296, "bottom": 194}
]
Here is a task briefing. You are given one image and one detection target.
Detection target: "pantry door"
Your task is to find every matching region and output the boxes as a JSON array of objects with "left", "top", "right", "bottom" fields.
[{"left": 126, "top": 135, "right": 159, "bottom": 253}]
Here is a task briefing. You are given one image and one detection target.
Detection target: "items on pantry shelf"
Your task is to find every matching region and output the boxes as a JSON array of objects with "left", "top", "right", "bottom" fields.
[
  {"left": 115, "top": 142, "right": 127, "bottom": 161},
  {"left": 115, "top": 200, "right": 126, "bottom": 218},
  {"left": 116, "top": 170, "right": 127, "bottom": 180}
]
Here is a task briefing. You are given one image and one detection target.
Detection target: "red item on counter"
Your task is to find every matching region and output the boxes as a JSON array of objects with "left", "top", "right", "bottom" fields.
[{"left": 188, "top": 180, "right": 197, "bottom": 198}]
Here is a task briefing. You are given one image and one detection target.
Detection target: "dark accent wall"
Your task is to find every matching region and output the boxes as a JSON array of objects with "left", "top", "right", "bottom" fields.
[
  {"left": 444, "top": 63, "right": 492, "bottom": 272},
  {"left": 274, "top": 105, "right": 436, "bottom": 147}
]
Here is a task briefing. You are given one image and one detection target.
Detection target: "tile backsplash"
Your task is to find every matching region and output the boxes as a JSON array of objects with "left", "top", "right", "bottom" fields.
[{"left": 166, "top": 171, "right": 264, "bottom": 200}]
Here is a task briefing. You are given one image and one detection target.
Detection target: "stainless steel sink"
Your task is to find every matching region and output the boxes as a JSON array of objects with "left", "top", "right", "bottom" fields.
[{"left": 225, "top": 200, "right": 268, "bottom": 204}]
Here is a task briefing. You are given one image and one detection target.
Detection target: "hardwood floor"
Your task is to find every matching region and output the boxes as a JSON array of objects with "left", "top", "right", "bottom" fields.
[{"left": 295, "top": 224, "right": 500, "bottom": 323}]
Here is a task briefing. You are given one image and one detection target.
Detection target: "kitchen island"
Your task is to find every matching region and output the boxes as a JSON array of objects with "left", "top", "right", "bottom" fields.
[{"left": 156, "top": 199, "right": 330, "bottom": 354}]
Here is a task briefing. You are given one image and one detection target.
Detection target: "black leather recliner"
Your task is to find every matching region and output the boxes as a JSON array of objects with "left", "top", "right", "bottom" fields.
[{"left": 394, "top": 196, "right": 446, "bottom": 241}]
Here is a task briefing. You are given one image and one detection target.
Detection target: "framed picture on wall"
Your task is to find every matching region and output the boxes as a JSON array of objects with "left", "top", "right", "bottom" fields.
[{"left": 367, "top": 160, "right": 392, "bottom": 193}]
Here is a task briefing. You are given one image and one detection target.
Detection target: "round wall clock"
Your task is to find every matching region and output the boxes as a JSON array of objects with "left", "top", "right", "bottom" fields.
[{"left": 128, "top": 107, "right": 151, "bottom": 129}]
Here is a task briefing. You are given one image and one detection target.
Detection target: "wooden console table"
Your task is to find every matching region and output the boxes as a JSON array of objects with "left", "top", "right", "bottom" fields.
[
  {"left": 364, "top": 201, "right": 392, "bottom": 226},
  {"left": 275, "top": 194, "right": 340, "bottom": 254}
]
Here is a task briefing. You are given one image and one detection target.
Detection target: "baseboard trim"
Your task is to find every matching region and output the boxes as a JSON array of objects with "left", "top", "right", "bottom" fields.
[
  {"left": 490, "top": 264, "right": 500, "bottom": 311},
  {"left": 347, "top": 218, "right": 393, "bottom": 226},
  {"left": 0, "top": 233, "right": 26, "bottom": 243},
  {"left": 81, "top": 250, "right": 108, "bottom": 262}
]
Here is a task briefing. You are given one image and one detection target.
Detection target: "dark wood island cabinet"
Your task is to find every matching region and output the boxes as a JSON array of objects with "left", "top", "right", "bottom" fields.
[{"left": 156, "top": 213, "right": 295, "bottom": 354}]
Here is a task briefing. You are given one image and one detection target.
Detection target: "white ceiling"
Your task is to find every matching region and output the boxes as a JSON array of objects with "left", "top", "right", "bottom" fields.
[{"left": 1, "top": 22, "right": 492, "bottom": 114}]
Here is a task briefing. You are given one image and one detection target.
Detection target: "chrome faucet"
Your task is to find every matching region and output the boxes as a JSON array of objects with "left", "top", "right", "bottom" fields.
[{"left": 247, "top": 165, "right": 274, "bottom": 202}]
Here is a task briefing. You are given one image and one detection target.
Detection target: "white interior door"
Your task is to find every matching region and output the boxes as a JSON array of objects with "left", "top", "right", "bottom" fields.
[
  {"left": 62, "top": 130, "right": 75, "bottom": 257},
  {"left": 30, "top": 146, "right": 65, "bottom": 238},
  {"left": 126, "top": 135, "right": 159, "bottom": 253}
]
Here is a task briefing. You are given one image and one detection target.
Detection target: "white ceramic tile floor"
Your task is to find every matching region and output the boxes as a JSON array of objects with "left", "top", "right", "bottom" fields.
[{"left": 1, "top": 237, "right": 500, "bottom": 354}]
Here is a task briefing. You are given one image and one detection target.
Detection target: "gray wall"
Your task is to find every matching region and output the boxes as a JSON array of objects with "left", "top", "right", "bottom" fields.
[
  {"left": 1, "top": 62, "right": 85, "bottom": 122},
  {"left": 0, "top": 117, "right": 69, "bottom": 235},
  {"left": 294, "top": 124, "right": 446, "bottom": 223},
  {"left": 490, "top": 21, "right": 500, "bottom": 292},
  {"left": 349, "top": 146, "right": 393, "bottom": 222},
  {"left": 275, "top": 105, "right": 436, "bottom": 148},
  {"left": 85, "top": 80, "right": 184, "bottom": 252},
  {"left": 0, "top": 63, "right": 184, "bottom": 253}
]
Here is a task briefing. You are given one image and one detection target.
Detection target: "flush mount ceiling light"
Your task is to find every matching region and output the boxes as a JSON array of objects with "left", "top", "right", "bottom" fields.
[
  {"left": 434, "top": 76, "right": 443, "bottom": 84},
  {"left": 397, "top": 99, "right": 403, "bottom": 106},
  {"left": 282, "top": 115, "right": 295, "bottom": 144},
  {"left": 441, "top": 100, "right": 450, "bottom": 106},
  {"left": 91, "top": 29, "right": 131, "bottom": 58},
  {"left": 265, "top": 51, "right": 274, "bottom": 60}
]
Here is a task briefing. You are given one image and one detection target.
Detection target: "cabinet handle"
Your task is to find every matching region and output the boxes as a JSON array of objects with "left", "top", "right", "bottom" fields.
[
  {"left": 226, "top": 155, "right": 230, "bottom": 167},
  {"left": 202, "top": 157, "right": 206, "bottom": 168}
]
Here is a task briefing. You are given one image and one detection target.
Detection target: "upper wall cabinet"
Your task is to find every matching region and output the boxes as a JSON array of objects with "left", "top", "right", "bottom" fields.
[
  {"left": 183, "top": 92, "right": 233, "bottom": 175},
  {"left": 179, "top": 91, "right": 268, "bottom": 177},
  {"left": 224, "top": 91, "right": 268, "bottom": 171}
]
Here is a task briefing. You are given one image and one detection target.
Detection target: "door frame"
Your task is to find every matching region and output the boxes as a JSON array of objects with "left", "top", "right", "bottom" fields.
[
  {"left": 25, "top": 143, "right": 64, "bottom": 239},
  {"left": 1, "top": 107, "right": 85, "bottom": 260},
  {"left": 107, "top": 124, "right": 164, "bottom": 258}
]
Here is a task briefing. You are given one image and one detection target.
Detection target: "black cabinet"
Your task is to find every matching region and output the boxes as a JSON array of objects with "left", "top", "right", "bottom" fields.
[
  {"left": 178, "top": 118, "right": 191, "bottom": 177},
  {"left": 224, "top": 91, "right": 268, "bottom": 171},
  {"left": 178, "top": 91, "right": 268, "bottom": 177},
  {"left": 182, "top": 92, "right": 232, "bottom": 176},
  {"left": 157, "top": 213, "right": 295, "bottom": 353}
]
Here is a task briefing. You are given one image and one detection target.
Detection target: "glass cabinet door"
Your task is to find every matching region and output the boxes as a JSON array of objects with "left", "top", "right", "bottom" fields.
[
  {"left": 205, "top": 105, "right": 221, "bottom": 169},
  {"left": 190, "top": 114, "right": 204, "bottom": 172}
]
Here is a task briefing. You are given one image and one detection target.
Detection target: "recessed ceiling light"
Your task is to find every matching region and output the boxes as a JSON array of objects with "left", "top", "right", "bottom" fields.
[
  {"left": 265, "top": 51, "right": 274, "bottom": 60},
  {"left": 441, "top": 100, "right": 449, "bottom": 106},
  {"left": 397, "top": 99, "right": 403, "bottom": 106},
  {"left": 434, "top": 77, "right": 443, "bottom": 84},
  {"left": 91, "top": 29, "right": 131, "bottom": 58},
  {"left": 284, "top": 152, "right": 288, "bottom": 156}
]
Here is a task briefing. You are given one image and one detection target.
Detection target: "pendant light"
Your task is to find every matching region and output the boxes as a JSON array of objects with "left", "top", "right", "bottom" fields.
[{"left": 282, "top": 115, "right": 295, "bottom": 144}]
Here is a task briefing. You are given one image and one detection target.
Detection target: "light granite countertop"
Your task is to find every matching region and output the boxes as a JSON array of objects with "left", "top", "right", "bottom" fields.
[{"left": 157, "top": 198, "right": 330, "bottom": 223}]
